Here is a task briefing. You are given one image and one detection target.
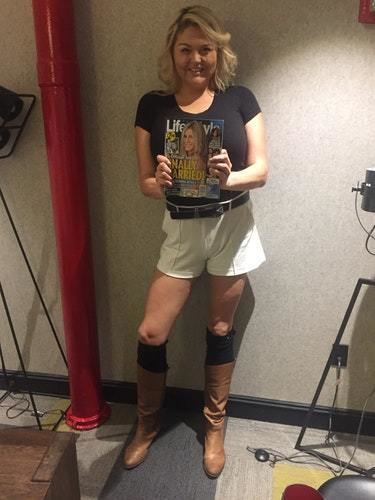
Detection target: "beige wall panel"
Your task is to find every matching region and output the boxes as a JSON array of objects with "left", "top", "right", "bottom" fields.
[{"left": 1, "top": 0, "right": 375, "bottom": 412}]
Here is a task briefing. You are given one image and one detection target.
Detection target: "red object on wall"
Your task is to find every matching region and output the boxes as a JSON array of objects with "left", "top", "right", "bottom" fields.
[
  {"left": 359, "top": 0, "right": 375, "bottom": 23},
  {"left": 31, "top": 0, "right": 110, "bottom": 429}
]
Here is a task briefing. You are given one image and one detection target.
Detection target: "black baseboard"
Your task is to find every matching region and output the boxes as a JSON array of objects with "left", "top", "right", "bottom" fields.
[{"left": 1, "top": 371, "right": 375, "bottom": 437}]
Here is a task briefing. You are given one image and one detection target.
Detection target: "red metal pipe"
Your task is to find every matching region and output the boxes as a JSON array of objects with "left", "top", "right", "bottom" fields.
[
  {"left": 32, "top": 0, "right": 110, "bottom": 429},
  {"left": 359, "top": 0, "right": 375, "bottom": 23}
]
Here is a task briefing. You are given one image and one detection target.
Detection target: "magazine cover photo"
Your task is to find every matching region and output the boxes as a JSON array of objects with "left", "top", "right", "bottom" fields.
[{"left": 164, "top": 118, "right": 224, "bottom": 199}]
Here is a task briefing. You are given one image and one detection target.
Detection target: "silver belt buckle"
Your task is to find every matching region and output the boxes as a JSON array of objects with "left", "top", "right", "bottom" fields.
[{"left": 216, "top": 204, "right": 225, "bottom": 216}]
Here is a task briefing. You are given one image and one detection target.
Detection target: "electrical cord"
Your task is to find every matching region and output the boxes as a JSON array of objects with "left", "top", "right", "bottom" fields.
[
  {"left": 365, "top": 226, "right": 375, "bottom": 256},
  {"left": 246, "top": 360, "right": 344, "bottom": 476},
  {"left": 247, "top": 360, "right": 375, "bottom": 477},
  {"left": 246, "top": 445, "right": 341, "bottom": 475},
  {"left": 337, "top": 382, "right": 375, "bottom": 477},
  {"left": 354, "top": 185, "right": 375, "bottom": 255},
  {"left": 324, "top": 359, "right": 343, "bottom": 470},
  {"left": 323, "top": 355, "right": 375, "bottom": 477},
  {"left": 0, "top": 391, "right": 66, "bottom": 423},
  {"left": 3, "top": 392, "right": 30, "bottom": 419}
]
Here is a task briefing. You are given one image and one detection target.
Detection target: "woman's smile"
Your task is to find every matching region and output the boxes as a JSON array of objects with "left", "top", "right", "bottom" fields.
[{"left": 173, "top": 26, "right": 217, "bottom": 89}]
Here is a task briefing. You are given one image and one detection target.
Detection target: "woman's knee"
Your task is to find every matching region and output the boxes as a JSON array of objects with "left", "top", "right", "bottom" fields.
[
  {"left": 207, "top": 321, "right": 233, "bottom": 337},
  {"left": 137, "top": 321, "right": 168, "bottom": 346}
]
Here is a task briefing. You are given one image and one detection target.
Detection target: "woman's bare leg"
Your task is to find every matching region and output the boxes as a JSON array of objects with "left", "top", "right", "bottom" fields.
[
  {"left": 138, "top": 270, "right": 195, "bottom": 344},
  {"left": 124, "top": 270, "right": 195, "bottom": 469},
  {"left": 207, "top": 274, "right": 247, "bottom": 335}
]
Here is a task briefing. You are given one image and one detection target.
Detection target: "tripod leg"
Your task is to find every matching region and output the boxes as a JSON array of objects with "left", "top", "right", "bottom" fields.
[
  {"left": 0, "top": 281, "right": 42, "bottom": 430},
  {"left": 0, "top": 188, "right": 68, "bottom": 368},
  {"left": 0, "top": 337, "right": 9, "bottom": 384},
  {"left": 0, "top": 334, "right": 11, "bottom": 403},
  {"left": 295, "top": 278, "right": 365, "bottom": 449}
]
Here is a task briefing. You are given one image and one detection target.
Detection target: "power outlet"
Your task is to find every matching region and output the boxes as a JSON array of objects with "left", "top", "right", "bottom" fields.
[{"left": 330, "top": 344, "right": 349, "bottom": 368}]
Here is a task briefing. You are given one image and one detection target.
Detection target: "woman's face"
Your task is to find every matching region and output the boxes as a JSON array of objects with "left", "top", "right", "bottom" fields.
[
  {"left": 182, "top": 128, "right": 197, "bottom": 155},
  {"left": 173, "top": 25, "right": 217, "bottom": 91}
]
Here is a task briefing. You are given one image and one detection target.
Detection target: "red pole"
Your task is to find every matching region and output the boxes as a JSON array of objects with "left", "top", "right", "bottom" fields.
[
  {"left": 359, "top": 0, "right": 375, "bottom": 23},
  {"left": 31, "top": 0, "right": 110, "bottom": 429}
]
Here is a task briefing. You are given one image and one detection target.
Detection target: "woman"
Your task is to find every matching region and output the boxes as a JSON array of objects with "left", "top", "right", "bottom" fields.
[
  {"left": 124, "top": 5, "right": 268, "bottom": 478},
  {"left": 208, "top": 125, "right": 222, "bottom": 152},
  {"left": 181, "top": 120, "right": 207, "bottom": 171}
]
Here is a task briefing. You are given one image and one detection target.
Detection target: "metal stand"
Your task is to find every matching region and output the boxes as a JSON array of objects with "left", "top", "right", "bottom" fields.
[
  {"left": 295, "top": 278, "right": 375, "bottom": 475},
  {"left": 0, "top": 281, "right": 42, "bottom": 429},
  {"left": 0, "top": 187, "right": 68, "bottom": 430},
  {"left": 0, "top": 94, "right": 36, "bottom": 159}
]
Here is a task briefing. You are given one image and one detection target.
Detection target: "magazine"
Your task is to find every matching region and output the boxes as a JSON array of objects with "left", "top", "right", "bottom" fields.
[{"left": 164, "top": 118, "right": 224, "bottom": 199}]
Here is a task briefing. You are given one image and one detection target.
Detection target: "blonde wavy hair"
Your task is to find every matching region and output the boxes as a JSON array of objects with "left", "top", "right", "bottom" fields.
[{"left": 158, "top": 5, "right": 237, "bottom": 93}]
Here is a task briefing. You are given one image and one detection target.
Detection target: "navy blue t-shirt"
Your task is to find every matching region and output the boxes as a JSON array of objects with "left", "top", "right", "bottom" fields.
[{"left": 135, "top": 86, "right": 261, "bottom": 205}]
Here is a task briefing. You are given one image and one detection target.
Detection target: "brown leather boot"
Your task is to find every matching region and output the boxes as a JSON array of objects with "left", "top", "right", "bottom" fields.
[
  {"left": 203, "top": 361, "right": 235, "bottom": 478},
  {"left": 123, "top": 365, "right": 167, "bottom": 469}
]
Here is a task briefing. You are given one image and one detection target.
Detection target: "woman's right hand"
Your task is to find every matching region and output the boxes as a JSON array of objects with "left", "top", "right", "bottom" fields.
[{"left": 156, "top": 155, "right": 173, "bottom": 188}]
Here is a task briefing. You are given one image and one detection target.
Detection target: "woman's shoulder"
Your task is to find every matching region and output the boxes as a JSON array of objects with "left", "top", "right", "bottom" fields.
[
  {"left": 223, "top": 85, "right": 257, "bottom": 99},
  {"left": 138, "top": 90, "right": 174, "bottom": 106},
  {"left": 135, "top": 91, "right": 176, "bottom": 130},
  {"left": 218, "top": 86, "right": 261, "bottom": 121}
]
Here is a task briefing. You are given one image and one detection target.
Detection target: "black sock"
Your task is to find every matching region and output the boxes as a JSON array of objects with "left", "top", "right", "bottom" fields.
[
  {"left": 205, "top": 328, "right": 235, "bottom": 365},
  {"left": 137, "top": 341, "right": 168, "bottom": 373}
]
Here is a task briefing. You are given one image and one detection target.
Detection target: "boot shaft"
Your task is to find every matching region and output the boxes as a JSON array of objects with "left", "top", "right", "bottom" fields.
[
  {"left": 203, "top": 361, "right": 235, "bottom": 425},
  {"left": 137, "top": 365, "right": 167, "bottom": 419}
]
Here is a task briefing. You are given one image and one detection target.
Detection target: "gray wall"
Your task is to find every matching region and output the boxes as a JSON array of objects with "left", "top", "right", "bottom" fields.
[{"left": 1, "top": 0, "right": 374, "bottom": 411}]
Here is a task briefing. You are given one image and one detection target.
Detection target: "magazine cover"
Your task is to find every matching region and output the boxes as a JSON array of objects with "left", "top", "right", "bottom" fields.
[{"left": 164, "top": 118, "right": 224, "bottom": 199}]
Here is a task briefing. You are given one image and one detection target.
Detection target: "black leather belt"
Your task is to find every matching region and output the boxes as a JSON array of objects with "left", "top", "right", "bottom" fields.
[{"left": 167, "top": 191, "right": 249, "bottom": 219}]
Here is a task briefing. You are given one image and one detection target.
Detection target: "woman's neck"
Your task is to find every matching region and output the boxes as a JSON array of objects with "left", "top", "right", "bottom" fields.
[{"left": 175, "top": 87, "right": 214, "bottom": 113}]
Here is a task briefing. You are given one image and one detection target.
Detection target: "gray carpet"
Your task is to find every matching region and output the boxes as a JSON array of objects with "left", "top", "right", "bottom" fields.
[{"left": 100, "top": 409, "right": 218, "bottom": 500}]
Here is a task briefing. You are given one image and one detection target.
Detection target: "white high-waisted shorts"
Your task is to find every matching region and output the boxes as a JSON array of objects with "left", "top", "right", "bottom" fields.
[{"left": 157, "top": 200, "right": 265, "bottom": 278}]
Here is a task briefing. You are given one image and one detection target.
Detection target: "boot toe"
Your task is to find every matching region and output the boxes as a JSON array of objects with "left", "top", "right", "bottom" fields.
[
  {"left": 203, "top": 451, "right": 225, "bottom": 478},
  {"left": 203, "top": 455, "right": 225, "bottom": 478},
  {"left": 123, "top": 446, "right": 148, "bottom": 469}
]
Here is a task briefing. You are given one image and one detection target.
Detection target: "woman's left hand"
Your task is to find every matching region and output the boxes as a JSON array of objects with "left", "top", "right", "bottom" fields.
[{"left": 208, "top": 149, "right": 232, "bottom": 188}]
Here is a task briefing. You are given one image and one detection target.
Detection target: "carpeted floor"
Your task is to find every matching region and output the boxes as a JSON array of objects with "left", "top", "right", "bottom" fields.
[
  {"left": 100, "top": 409, "right": 218, "bottom": 500},
  {"left": 3, "top": 395, "right": 375, "bottom": 499}
]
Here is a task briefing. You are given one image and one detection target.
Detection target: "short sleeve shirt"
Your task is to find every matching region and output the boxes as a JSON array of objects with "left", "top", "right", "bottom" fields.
[{"left": 135, "top": 86, "right": 261, "bottom": 206}]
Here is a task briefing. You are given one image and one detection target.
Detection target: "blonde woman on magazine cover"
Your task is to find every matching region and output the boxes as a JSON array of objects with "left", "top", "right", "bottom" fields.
[{"left": 181, "top": 120, "right": 207, "bottom": 171}]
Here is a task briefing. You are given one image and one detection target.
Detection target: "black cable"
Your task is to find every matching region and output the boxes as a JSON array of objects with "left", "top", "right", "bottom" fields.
[
  {"left": 325, "top": 360, "right": 343, "bottom": 470},
  {"left": 0, "top": 391, "right": 66, "bottom": 425},
  {"left": 365, "top": 225, "right": 375, "bottom": 256},
  {"left": 323, "top": 325, "right": 375, "bottom": 475},
  {"left": 247, "top": 362, "right": 375, "bottom": 477},
  {"left": 354, "top": 185, "right": 375, "bottom": 255},
  {"left": 337, "top": 383, "right": 375, "bottom": 477},
  {"left": 246, "top": 446, "right": 341, "bottom": 475},
  {"left": 4, "top": 392, "right": 30, "bottom": 419}
]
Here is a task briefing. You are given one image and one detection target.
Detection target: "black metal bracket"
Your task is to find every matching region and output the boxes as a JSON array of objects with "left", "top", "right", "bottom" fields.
[{"left": 0, "top": 93, "right": 36, "bottom": 159}]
